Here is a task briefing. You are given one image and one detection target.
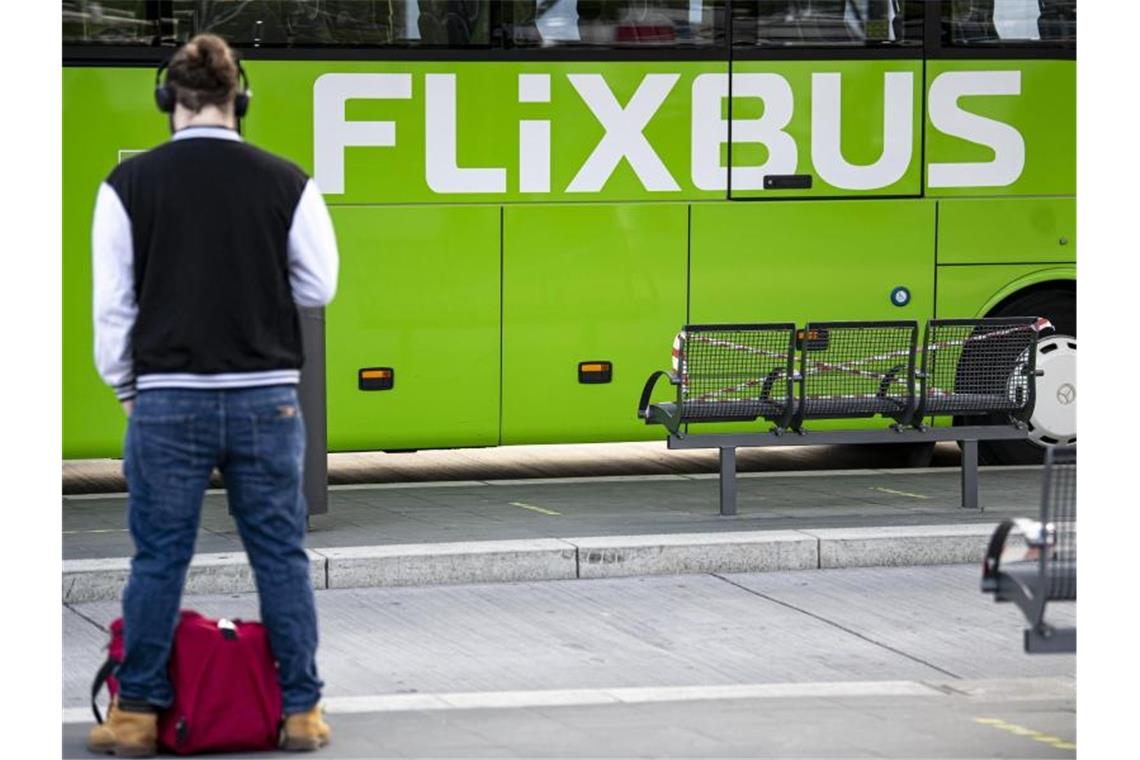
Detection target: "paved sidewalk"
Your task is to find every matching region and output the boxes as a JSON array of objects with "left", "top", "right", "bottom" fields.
[
  {"left": 64, "top": 466, "right": 1040, "bottom": 561},
  {"left": 63, "top": 564, "right": 1075, "bottom": 758}
]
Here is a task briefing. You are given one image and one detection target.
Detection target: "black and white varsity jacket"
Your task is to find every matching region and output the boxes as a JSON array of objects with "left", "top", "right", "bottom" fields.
[{"left": 92, "top": 126, "right": 339, "bottom": 401}]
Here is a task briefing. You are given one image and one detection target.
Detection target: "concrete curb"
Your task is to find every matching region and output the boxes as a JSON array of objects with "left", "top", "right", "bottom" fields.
[
  {"left": 62, "top": 550, "right": 327, "bottom": 604},
  {"left": 322, "top": 539, "right": 578, "bottom": 589},
  {"left": 802, "top": 524, "right": 1006, "bottom": 569},
  {"left": 573, "top": 531, "right": 818, "bottom": 579},
  {"left": 61, "top": 524, "right": 1004, "bottom": 603}
]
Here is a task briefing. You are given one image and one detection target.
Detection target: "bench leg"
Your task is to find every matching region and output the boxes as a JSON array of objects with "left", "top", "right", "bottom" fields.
[
  {"left": 960, "top": 439, "right": 980, "bottom": 511},
  {"left": 1024, "top": 626, "right": 1076, "bottom": 654},
  {"left": 719, "top": 447, "right": 737, "bottom": 517}
]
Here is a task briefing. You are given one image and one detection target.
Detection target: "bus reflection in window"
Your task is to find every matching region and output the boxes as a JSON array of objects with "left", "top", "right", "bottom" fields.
[
  {"left": 944, "top": 0, "right": 1076, "bottom": 45},
  {"left": 514, "top": 1, "right": 726, "bottom": 47},
  {"left": 731, "top": 1, "right": 920, "bottom": 48}
]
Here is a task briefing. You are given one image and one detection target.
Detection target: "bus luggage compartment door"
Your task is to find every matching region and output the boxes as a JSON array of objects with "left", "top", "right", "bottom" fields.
[
  {"left": 502, "top": 203, "right": 687, "bottom": 444},
  {"left": 325, "top": 206, "right": 501, "bottom": 451}
]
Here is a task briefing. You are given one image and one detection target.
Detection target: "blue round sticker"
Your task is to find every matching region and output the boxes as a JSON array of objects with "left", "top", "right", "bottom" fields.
[{"left": 890, "top": 286, "right": 910, "bottom": 307}]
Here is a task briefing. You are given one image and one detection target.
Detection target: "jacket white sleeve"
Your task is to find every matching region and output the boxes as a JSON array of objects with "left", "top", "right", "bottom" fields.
[
  {"left": 287, "top": 179, "right": 340, "bottom": 307},
  {"left": 91, "top": 182, "right": 138, "bottom": 401}
]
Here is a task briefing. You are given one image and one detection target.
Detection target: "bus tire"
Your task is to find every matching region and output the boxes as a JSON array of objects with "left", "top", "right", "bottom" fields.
[{"left": 969, "top": 286, "right": 1076, "bottom": 465}]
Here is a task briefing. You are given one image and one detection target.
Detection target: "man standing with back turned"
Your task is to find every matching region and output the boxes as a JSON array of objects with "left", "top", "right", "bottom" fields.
[{"left": 87, "top": 34, "right": 339, "bottom": 756}]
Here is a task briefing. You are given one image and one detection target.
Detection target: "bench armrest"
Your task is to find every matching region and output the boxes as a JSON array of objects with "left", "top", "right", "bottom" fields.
[
  {"left": 982, "top": 519, "right": 1016, "bottom": 593},
  {"left": 982, "top": 517, "right": 1047, "bottom": 593},
  {"left": 876, "top": 362, "right": 910, "bottom": 399},
  {"left": 638, "top": 370, "right": 680, "bottom": 421}
]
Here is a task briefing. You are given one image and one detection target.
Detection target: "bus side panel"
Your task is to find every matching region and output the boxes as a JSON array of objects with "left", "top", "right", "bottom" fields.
[
  {"left": 690, "top": 200, "right": 935, "bottom": 323},
  {"left": 938, "top": 198, "right": 1075, "bottom": 265},
  {"left": 936, "top": 264, "right": 1076, "bottom": 320},
  {"left": 728, "top": 60, "right": 923, "bottom": 199},
  {"left": 501, "top": 204, "right": 687, "bottom": 444},
  {"left": 688, "top": 199, "right": 935, "bottom": 433},
  {"left": 924, "top": 60, "right": 1075, "bottom": 198},
  {"left": 325, "top": 206, "right": 501, "bottom": 451},
  {"left": 63, "top": 67, "right": 171, "bottom": 459}
]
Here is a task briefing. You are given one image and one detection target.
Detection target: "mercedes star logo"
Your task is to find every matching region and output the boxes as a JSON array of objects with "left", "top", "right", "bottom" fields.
[{"left": 1056, "top": 383, "right": 1076, "bottom": 406}]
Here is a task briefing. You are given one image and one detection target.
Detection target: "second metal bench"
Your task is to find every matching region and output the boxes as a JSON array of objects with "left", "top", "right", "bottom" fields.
[{"left": 981, "top": 446, "right": 1076, "bottom": 653}]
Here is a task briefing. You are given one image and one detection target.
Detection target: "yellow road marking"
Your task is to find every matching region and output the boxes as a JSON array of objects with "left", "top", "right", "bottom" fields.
[
  {"left": 508, "top": 501, "right": 562, "bottom": 516},
  {"left": 974, "top": 717, "right": 1075, "bottom": 751},
  {"left": 871, "top": 486, "right": 930, "bottom": 500}
]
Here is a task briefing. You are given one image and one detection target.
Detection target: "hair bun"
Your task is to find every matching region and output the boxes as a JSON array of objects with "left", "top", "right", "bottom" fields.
[{"left": 167, "top": 34, "right": 239, "bottom": 111}]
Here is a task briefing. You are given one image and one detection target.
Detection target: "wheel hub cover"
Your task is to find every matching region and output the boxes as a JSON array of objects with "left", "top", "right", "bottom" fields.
[{"left": 1028, "top": 335, "right": 1077, "bottom": 447}]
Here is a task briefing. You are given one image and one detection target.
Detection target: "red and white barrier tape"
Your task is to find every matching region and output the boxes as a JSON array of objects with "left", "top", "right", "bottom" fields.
[{"left": 676, "top": 320, "right": 1049, "bottom": 403}]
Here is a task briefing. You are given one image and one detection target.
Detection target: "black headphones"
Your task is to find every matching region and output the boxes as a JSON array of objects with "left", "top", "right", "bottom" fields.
[{"left": 154, "top": 56, "right": 251, "bottom": 118}]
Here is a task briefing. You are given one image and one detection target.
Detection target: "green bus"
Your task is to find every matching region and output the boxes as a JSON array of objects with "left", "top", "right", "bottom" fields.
[{"left": 62, "top": 1, "right": 1076, "bottom": 465}]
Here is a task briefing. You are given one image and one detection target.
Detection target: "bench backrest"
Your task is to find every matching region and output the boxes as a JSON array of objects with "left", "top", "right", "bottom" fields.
[
  {"left": 649, "top": 317, "right": 1046, "bottom": 432},
  {"left": 1041, "top": 446, "right": 1076, "bottom": 600},
  {"left": 676, "top": 324, "right": 797, "bottom": 425},
  {"left": 794, "top": 321, "right": 917, "bottom": 425},
  {"left": 917, "top": 318, "right": 1042, "bottom": 421}
]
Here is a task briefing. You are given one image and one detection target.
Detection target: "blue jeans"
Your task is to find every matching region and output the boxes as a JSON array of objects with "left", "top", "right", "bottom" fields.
[{"left": 116, "top": 386, "right": 323, "bottom": 715}]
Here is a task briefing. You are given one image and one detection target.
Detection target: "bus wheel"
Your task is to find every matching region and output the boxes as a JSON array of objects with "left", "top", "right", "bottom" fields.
[{"left": 973, "top": 287, "right": 1076, "bottom": 465}]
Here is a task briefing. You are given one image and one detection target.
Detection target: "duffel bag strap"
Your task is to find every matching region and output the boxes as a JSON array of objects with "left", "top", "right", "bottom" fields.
[{"left": 90, "top": 657, "right": 117, "bottom": 724}]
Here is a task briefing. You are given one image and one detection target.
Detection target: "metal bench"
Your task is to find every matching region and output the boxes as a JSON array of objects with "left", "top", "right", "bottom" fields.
[
  {"left": 981, "top": 446, "right": 1076, "bottom": 653},
  {"left": 638, "top": 317, "right": 1049, "bottom": 516}
]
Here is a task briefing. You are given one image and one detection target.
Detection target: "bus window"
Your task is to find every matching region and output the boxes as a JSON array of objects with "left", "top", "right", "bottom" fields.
[
  {"left": 942, "top": 0, "right": 1076, "bottom": 45},
  {"left": 62, "top": 1, "right": 729, "bottom": 50},
  {"left": 62, "top": 1, "right": 494, "bottom": 48},
  {"left": 417, "top": 1, "right": 493, "bottom": 46},
  {"left": 731, "top": 1, "right": 923, "bottom": 48},
  {"left": 63, "top": 1, "right": 162, "bottom": 45},
  {"left": 195, "top": 1, "right": 492, "bottom": 48},
  {"left": 502, "top": 1, "right": 727, "bottom": 47}
]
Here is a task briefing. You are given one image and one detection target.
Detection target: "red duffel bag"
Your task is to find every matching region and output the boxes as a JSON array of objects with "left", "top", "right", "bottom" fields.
[{"left": 92, "top": 610, "right": 283, "bottom": 755}]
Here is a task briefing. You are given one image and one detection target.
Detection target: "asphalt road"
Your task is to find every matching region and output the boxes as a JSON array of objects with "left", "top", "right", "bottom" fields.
[{"left": 63, "top": 440, "right": 964, "bottom": 494}]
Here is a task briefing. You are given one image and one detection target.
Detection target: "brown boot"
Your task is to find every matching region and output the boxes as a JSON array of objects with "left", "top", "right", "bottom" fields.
[
  {"left": 86, "top": 697, "right": 158, "bottom": 757},
  {"left": 280, "top": 705, "right": 331, "bottom": 752}
]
